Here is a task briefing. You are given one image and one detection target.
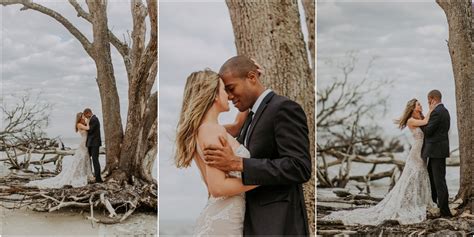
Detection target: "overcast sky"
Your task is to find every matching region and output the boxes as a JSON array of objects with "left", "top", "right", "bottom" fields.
[
  {"left": 318, "top": 0, "right": 459, "bottom": 146},
  {"left": 1, "top": 1, "right": 138, "bottom": 143}
]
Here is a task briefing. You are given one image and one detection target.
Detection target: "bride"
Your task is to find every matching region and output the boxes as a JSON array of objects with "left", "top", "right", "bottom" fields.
[
  {"left": 322, "top": 98, "right": 436, "bottom": 225},
  {"left": 26, "top": 112, "right": 92, "bottom": 189},
  {"left": 175, "top": 69, "right": 256, "bottom": 236}
]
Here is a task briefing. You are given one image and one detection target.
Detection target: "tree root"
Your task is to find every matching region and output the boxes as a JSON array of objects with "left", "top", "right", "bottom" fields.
[
  {"left": 0, "top": 174, "right": 157, "bottom": 224},
  {"left": 317, "top": 217, "right": 474, "bottom": 236}
]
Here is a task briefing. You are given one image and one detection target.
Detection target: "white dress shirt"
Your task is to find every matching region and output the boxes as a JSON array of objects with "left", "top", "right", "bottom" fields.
[{"left": 244, "top": 89, "right": 272, "bottom": 146}]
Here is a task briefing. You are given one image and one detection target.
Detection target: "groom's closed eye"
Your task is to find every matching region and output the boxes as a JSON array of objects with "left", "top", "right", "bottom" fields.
[{"left": 225, "top": 86, "right": 234, "bottom": 93}]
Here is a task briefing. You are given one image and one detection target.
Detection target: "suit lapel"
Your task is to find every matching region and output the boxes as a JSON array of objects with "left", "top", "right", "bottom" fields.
[{"left": 246, "top": 92, "right": 275, "bottom": 146}]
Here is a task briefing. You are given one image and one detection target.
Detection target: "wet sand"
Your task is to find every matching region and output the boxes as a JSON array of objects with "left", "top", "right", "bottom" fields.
[{"left": 1, "top": 207, "right": 157, "bottom": 236}]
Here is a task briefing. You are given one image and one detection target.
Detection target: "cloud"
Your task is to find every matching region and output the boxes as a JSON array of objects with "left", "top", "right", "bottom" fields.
[
  {"left": 318, "top": 1, "right": 458, "bottom": 145},
  {"left": 416, "top": 24, "right": 446, "bottom": 37}
]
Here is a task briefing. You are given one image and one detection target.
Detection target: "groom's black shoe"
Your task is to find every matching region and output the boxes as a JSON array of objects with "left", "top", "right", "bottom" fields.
[{"left": 440, "top": 210, "right": 453, "bottom": 218}]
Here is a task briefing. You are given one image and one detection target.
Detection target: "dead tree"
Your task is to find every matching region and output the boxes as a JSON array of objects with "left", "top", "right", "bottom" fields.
[
  {"left": 0, "top": 0, "right": 157, "bottom": 222},
  {"left": 0, "top": 92, "right": 53, "bottom": 169},
  {"left": 226, "top": 0, "right": 315, "bottom": 233},
  {"left": 317, "top": 52, "right": 404, "bottom": 190},
  {"left": 436, "top": 0, "right": 474, "bottom": 214}
]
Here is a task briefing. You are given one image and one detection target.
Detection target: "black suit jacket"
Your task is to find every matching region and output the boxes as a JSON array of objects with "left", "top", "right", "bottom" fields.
[
  {"left": 239, "top": 92, "right": 312, "bottom": 236},
  {"left": 421, "top": 104, "right": 450, "bottom": 159},
  {"left": 86, "top": 115, "right": 102, "bottom": 147}
]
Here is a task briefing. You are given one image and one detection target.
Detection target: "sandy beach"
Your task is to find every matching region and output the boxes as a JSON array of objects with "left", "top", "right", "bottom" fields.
[{"left": 1, "top": 206, "right": 156, "bottom": 236}]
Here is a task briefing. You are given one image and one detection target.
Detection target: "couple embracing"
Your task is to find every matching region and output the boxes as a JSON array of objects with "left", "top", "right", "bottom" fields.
[
  {"left": 175, "top": 55, "right": 312, "bottom": 236},
  {"left": 27, "top": 108, "right": 103, "bottom": 189},
  {"left": 323, "top": 90, "right": 453, "bottom": 225}
]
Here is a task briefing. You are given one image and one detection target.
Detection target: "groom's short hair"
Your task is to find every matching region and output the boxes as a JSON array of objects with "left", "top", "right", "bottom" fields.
[
  {"left": 428, "top": 90, "right": 442, "bottom": 101},
  {"left": 83, "top": 108, "right": 92, "bottom": 114},
  {"left": 219, "top": 55, "right": 259, "bottom": 79}
]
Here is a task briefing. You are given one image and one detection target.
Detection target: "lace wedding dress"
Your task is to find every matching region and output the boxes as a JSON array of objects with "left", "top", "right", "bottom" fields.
[
  {"left": 26, "top": 130, "right": 91, "bottom": 189},
  {"left": 193, "top": 136, "right": 250, "bottom": 236},
  {"left": 323, "top": 127, "right": 435, "bottom": 225}
]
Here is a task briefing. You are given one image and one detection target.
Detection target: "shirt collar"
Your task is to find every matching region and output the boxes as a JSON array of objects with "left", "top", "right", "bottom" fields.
[{"left": 251, "top": 89, "right": 272, "bottom": 114}]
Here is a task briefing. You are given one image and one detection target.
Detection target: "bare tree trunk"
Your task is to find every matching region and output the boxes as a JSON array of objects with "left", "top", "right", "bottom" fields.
[
  {"left": 86, "top": 0, "right": 124, "bottom": 175},
  {"left": 130, "top": 0, "right": 158, "bottom": 184},
  {"left": 226, "top": 0, "right": 315, "bottom": 233},
  {"left": 437, "top": 0, "right": 473, "bottom": 213},
  {"left": 114, "top": 0, "right": 157, "bottom": 183}
]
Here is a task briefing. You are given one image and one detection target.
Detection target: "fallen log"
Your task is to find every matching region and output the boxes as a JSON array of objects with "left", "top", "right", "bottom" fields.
[{"left": 317, "top": 197, "right": 379, "bottom": 206}]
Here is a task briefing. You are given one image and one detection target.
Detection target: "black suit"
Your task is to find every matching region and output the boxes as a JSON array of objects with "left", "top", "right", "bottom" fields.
[
  {"left": 421, "top": 104, "right": 451, "bottom": 216},
  {"left": 87, "top": 115, "right": 102, "bottom": 182},
  {"left": 238, "top": 91, "right": 312, "bottom": 236}
]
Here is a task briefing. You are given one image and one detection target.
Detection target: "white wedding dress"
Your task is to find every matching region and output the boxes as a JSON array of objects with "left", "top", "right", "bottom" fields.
[
  {"left": 322, "top": 127, "right": 436, "bottom": 225},
  {"left": 26, "top": 130, "right": 91, "bottom": 189},
  {"left": 193, "top": 136, "right": 250, "bottom": 236}
]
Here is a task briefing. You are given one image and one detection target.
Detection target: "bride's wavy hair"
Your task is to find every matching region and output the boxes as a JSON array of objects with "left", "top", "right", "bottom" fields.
[
  {"left": 75, "top": 112, "right": 83, "bottom": 132},
  {"left": 175, "top": 69, "right": 221, "bottom": 168},
  {"left": 397, "top": 98, "right": 424, "bottom": 129}
]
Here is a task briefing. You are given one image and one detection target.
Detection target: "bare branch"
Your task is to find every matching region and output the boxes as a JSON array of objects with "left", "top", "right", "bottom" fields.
[{"left": 68, "top": 0, "right": 131, "bottom": 74}]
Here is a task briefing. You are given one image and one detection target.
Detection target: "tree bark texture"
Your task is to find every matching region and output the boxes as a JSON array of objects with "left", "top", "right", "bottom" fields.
[{"left": 437, "top": 0, "right": 473, "bottom": 213}]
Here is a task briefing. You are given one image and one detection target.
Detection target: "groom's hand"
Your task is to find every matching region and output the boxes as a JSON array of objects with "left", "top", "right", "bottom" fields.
[{"left": 203, "top": 135, "right": 243, "bottom": 172}]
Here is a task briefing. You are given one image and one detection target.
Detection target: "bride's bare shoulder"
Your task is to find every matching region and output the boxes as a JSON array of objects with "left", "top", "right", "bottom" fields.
[{"left": 197, "top": 123, "right": 227, "bottom": 145}]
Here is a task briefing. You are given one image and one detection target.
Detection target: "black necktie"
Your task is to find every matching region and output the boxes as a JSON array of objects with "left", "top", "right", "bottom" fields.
[{"left": 238, "top": 111, "right": 254, "bottom": 144}]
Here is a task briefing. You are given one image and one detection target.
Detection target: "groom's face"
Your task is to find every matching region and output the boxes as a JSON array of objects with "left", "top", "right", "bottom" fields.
[
  {"left": 221, "top": 72, "right": 255, "bottom": 112},
  {"left": 427, "top": 97, "right": 433, "bottom": 106}
]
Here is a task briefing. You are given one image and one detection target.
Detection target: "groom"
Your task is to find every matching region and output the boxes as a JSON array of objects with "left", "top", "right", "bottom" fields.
[
  {"left": 83, "top": 108, "right": 103, "bottom": 183},
  {"left": 421, "top": 90, "right": 452, "bottom": 217},
  {"left": 204, "top": 55, "right": 312, "bottom": 235}
]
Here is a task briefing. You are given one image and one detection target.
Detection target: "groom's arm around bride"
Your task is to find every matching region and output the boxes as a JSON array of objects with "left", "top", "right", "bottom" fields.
[
  {"left": 205, "top": 94, "right": 312, "bottom": 235},
  {"left": 203, "top": 55, "right": 312, "bottom": 235}
]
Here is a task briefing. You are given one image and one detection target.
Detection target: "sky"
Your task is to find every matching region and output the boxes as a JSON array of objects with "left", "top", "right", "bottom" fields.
[
  {"left": 318, "top": 0, "right": 459, "bottom": 147},
  {"left": 1, "top": 1, "right": 142, "bottom": 144}
]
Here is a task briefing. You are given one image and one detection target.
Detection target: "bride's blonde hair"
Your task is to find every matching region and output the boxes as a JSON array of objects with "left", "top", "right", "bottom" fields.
[
  {"left": 397, "top": 98, "right": 423, "bottom": 129},
  {"left": 175, "top": 69, "right": 220, "bottom": 168},
  {"left": 75, "top": 112, "right": 83, "bottom": 132}
]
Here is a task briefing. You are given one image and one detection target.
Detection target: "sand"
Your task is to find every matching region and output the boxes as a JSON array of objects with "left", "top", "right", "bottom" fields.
[{"left": 1, "top": 207, "right": 157, "bottom": 236}]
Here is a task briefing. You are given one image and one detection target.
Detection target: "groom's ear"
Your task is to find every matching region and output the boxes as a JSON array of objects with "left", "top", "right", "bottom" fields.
[{"left": 247, "top": 71, "right": 258, "bottom": 83}]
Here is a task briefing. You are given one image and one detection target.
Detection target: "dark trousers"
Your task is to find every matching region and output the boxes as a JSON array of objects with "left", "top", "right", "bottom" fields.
[
  {"left": 88, "top": 146, "right": 102, "bottom": 182},
  {"left": 428, "top": 158, "right": 451, "bottom": 216}
]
